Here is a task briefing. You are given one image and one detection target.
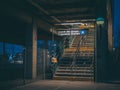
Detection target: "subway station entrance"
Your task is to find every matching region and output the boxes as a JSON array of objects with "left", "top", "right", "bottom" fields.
[
  {"left": 50, "top": 22, "right": 96, "bottom": 81},
  {"left": 0, "top": 0, "right": 118, "bottom": 89}
]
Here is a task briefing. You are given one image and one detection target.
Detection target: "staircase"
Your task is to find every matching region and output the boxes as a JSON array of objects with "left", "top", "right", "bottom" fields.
[{"left": 53, "top": 29, "right": 95, "bottom": 81}]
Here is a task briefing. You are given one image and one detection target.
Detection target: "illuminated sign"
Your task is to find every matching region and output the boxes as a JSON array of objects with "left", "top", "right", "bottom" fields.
[{"left": 58, "top": 29, "right": 87, "bottom": 36}]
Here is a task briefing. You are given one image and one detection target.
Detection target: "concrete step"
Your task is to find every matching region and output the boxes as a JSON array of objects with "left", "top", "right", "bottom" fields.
[
  {"left": 59, "top": 64, "right": 93, "bottom": 67},
  {"left": 56, "top": 69, "right": 94, "bottom": 73},
  {"left": 58, "top": 66, "right": 93, "bottom": 69},
  {"left": 53, "top": 76, "right": 94, "bottom": 81},
  {"left": 64, "top": 47, "right": 94, "bottom": 52},
  {"left": 63, "top": 53, "right": 94, "bottom": 56},
  {"left": 55, "top": 72, "right": 94, "bottom": 77}
]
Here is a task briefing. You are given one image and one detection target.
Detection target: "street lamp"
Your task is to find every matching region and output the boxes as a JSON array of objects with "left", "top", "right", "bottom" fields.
[
  {"left": 96, "top": 17, "right": 104, "bottom": 25},
  {"left": 96, "top": 17, "right": 105, "bottom": 82}
]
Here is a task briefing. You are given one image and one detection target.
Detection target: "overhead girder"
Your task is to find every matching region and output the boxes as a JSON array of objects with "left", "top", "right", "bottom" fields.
[
  {"left": 44, "top": 3, "right": 95, "bottom": 10},
  {"left": 35, "top": 0, "right": 96, "bottom": 9}
]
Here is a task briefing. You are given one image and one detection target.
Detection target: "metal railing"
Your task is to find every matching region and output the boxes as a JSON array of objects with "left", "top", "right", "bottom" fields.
[{"left": 71, "top": 35, "right": 87, "bottom": 67}]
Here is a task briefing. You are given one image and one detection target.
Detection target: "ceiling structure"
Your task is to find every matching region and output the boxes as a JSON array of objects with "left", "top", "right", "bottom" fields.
[
  {"left": 27, "top": 0, "right": 97, "bottom": 30},
  {"left": 30, "top": 0, "right": 96, "bottom": 22},
  {"left": 29, "top": 0, "right": 106, "bottom": 32},
  {"left": 0, "top": 0, "right": 106, "bottom": 44}
]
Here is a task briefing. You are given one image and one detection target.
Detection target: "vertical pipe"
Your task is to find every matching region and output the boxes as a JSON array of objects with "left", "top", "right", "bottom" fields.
[
  {"left": 23, "top": 48, "right": 26, "bottom": 84},
  {"left": 43, "top": 50, "right": 45, "bottom": 80},
  {"left": 94, "top": 22, "right": 96, "bottom": 82},
  {"left": 52, "top": 28, "right": 54, "bottom": 57}
]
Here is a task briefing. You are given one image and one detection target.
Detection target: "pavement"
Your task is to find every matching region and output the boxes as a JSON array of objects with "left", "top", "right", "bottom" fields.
[{"left": 10, "top": 80, "right": 120, "bottom": 90}]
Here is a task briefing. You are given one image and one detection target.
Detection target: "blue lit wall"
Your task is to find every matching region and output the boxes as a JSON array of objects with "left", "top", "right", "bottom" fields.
[
  {"left": 113, "top": 0, "right": 120, "bottom": 48},
  {"left": 0, "top": 42, "right": 24, "bottom": 55},
  {"left": 0, "top": 42, "right": 24, "bottom": 62}
]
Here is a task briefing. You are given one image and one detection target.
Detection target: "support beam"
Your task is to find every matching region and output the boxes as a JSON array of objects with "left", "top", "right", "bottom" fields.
[
  {"left": 41, "top": 1, "right": 96, "bottom": 9},
  {"left": 107, "top": 0, "right": 113, "bottom": 52},
  {"left": 46, "top": 10, "right": 96, "bottom": 17},
  {"left": 56, "top": 15, "right": 96, "bottom": 21},
  {"left": 25, "top": 17, "right": 37, "bottom": 79}
]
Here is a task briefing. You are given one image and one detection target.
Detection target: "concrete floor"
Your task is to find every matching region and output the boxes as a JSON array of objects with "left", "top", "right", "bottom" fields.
[{"left": 10, "top": 80, "right": 120, "bottom": 90}]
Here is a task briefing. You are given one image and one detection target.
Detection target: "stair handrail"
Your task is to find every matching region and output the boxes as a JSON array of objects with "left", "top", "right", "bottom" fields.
[
  {"left": 71, "top": 35, "right": 86, "bottom": 67},
  {"left": 63, "top": 35, "right": 86, "bottom": 74},
  {"left": 69, "top": 36, "right": 75, "bottom": 48}
]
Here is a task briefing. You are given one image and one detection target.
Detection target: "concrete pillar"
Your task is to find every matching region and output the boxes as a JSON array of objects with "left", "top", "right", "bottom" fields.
[
  {"left": 25, "top": 18, "right": 37, "bottom": 79},
  {"left": 107, "top": 0, "right": 113, "bottom": 52}
]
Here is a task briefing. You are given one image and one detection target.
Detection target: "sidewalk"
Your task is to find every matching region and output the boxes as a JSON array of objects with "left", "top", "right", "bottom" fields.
[{"left": 11, "top": 80, "right": 120, "bottom": 90}]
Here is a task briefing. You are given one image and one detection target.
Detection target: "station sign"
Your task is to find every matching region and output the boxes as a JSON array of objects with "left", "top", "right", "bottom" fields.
[{"left": 58, "top": 29, "right": 88, "bottom": 36}]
